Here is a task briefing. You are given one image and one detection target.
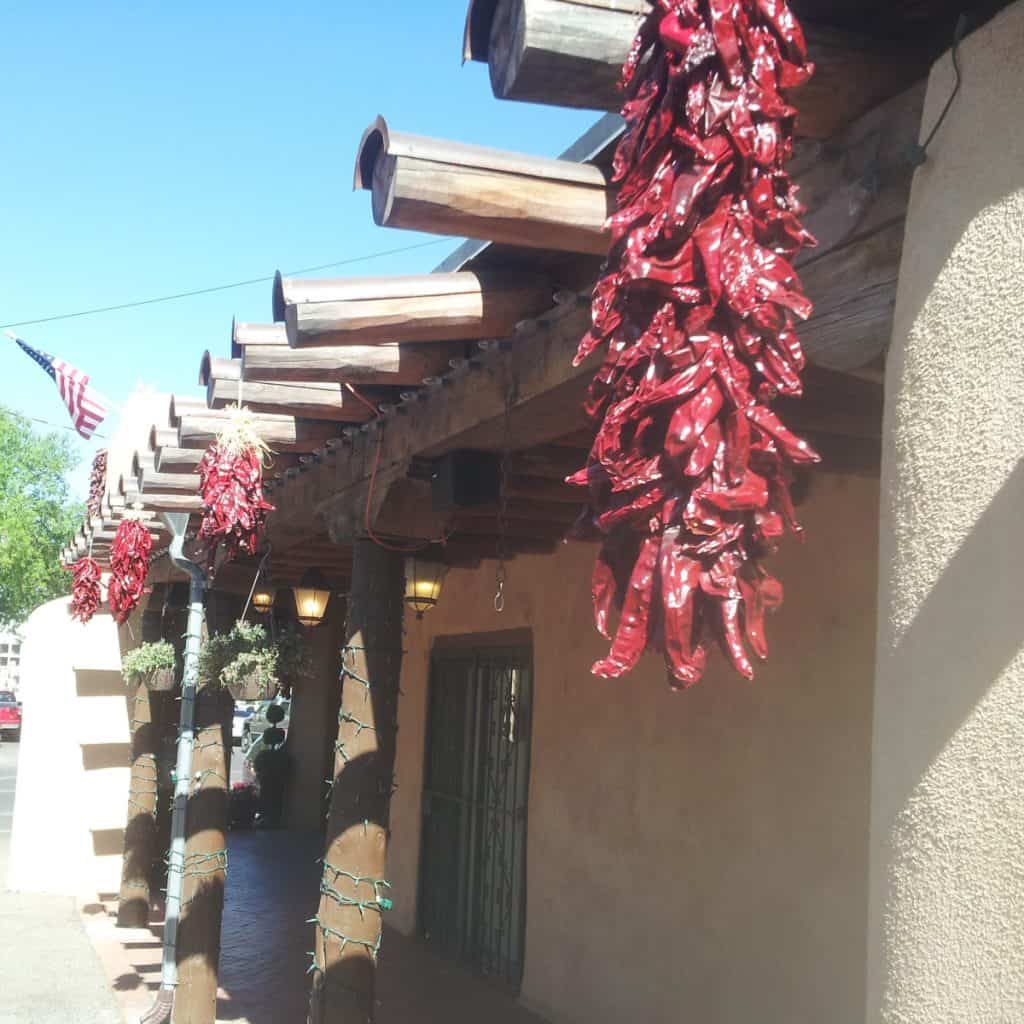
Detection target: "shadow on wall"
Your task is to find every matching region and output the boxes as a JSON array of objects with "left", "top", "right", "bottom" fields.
[{"left": 878, "top": 456, "right": 1024, "bottom": 815}]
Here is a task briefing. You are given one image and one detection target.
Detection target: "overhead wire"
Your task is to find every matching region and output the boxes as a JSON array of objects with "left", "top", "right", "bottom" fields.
[{"left": 0, "top": 238, "right": 449, "bottom": 330}]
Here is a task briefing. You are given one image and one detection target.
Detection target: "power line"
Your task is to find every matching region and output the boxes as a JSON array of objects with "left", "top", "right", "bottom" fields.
[
  {"left": 0, "top": 239, "right": 450, "bottom": 330},
  {"left": 6, "top": 409, "right": 109, "bottom": 440}
]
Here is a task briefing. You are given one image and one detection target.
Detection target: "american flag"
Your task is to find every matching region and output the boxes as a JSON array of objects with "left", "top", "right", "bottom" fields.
[{"left": 12, "top": 337, "right": 108, "bottom": 439}]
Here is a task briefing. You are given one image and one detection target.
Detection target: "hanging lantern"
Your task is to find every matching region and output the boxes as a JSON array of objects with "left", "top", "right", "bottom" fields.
[
  {"left": 252, "top": 585, "right": 276, "bottom": 614},
  {"left": 404, "top": 558, "right": 447, "bottom": 618},
  {"left": 292, "top": 568, "right": 331, "bottom": 628}
]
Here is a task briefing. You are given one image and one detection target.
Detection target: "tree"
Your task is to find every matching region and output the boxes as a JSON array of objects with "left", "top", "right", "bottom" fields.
[{"left": 0, "top": 407, "right": 80, "bottom": 627}]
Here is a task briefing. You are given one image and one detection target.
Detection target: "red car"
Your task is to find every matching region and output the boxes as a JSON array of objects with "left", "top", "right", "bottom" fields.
[{"left": 0, "top": 690, "right": 21, "bottom": 741}]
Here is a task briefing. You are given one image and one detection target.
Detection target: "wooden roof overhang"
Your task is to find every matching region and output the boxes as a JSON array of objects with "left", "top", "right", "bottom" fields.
[{"left": 67, "top": 0, "right": 987, "bottom": 597}]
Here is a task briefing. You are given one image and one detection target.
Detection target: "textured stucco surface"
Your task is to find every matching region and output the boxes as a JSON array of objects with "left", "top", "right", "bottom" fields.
[
  {"left": 8, "top": 599, "right": 129, "bottom": 898},
  {"left": 867, "top": 5, "right": 1024, "bottom": 1021},
  {"left": 390, "top": 471, "right": 879, "bottom": 1024}
]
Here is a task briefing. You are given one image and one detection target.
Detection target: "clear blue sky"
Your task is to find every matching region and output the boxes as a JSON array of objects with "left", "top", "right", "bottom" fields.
[{"left": 0, "top": 1, "right": 597, "bottom": 497}]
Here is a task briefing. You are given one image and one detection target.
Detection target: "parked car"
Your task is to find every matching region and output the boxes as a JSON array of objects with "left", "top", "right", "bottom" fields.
[
  {"left": 0, "top": 690, "right": 21, "bottom": 741},
  {"left": 232, "top": 703, "right": 256, "bottom": 746}
]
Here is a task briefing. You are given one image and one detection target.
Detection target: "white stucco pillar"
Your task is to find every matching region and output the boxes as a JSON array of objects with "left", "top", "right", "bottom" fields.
[{"left": 868, "top": 5, "right": 1024, "bottom": 1021}]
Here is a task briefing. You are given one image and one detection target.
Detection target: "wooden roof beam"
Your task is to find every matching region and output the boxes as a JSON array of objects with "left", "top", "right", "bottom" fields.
[
  {"left": 177, "top": 413, "right": 340, "bottom": 453},
  {"left": 462, "top": 0, "right": 929, "bottom": 139},
  {"left": 230, "top": 321, "right": 457, "bottom": 388},
  {"left": 198, "top": 353, "right": 367, "bottom": 422},
  {"left": 241, "top": 336, "right": 457, "bottom": 386},
  {"left": 354, "top": 116, "right": 611, "bottom": 255},
  {"left": 138, "top": 470, "right": 200, "bottom": 495},
  {"left": 274, "top": 269, "right": 554, "bottom": 348}
]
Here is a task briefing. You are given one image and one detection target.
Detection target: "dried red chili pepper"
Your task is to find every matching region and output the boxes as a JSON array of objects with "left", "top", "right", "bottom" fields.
[
  {"left": 197, "top": 408, "right": 274, "bottom": 570},
  {"left": 573, "top": 0, "right": 818, "bottom": 685},
  {"left": 86, "top": 449, "right": 107, "bottom": 519},
  {"left": 108, "top": 519, "right": 152, "bottom": 624},
  {"left": 65, "top": 557, "right": 102, "bottom": 624}
]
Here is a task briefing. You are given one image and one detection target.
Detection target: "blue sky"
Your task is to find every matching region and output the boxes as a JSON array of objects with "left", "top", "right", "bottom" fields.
[{"left": 0, "top": 1, "right": 597, "bottom": 496}]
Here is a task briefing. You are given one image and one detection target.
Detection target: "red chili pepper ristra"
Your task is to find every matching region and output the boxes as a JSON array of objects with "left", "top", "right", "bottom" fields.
[
  {"left": 572, "top": 0, "right": 819, "bottom": 686},
  {"left": 86, "top": 450, "right": 107, "bottom": 519},
  {"left": 108, "top": 519, "right": 152, "bottom": 624},
  {"left": 65, "top": 557, "right": 102, "bottom": 624},
  {"left": 197, "top": 438, "right": 274, "bottom": 570}
]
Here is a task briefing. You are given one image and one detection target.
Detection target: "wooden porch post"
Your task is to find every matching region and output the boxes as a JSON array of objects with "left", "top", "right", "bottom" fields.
[
  {"left": 309, "top": 540, "right": 405, "bottom": 1024},
  {"left": 172, "top": 687, "right": 232, "bottom": 1024},
  {"left": 117, "top": 682, "right": 163, "bottom": 927}
]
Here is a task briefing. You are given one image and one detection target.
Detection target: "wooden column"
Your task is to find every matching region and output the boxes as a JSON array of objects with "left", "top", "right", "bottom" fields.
[
  {"left": 117, "top": 682, "right": 163, "bottom": 928},
  {"left": 173, "top": 687, "right": 232, "bottom": 1024},
  {"left": 309, "top": 541, "right": 405, "bottom": 1024}
]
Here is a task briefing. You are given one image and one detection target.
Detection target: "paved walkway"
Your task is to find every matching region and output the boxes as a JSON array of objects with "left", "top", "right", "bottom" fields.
[
  {"left": 86, "top": 830, "right": 548, "bottom": 1024},
  {"left": 1, "top": 740, "right": 121, "bottom": 1024}
]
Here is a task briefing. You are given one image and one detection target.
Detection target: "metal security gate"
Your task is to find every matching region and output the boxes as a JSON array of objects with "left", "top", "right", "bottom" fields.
[{"left": 418, "top": 639, "right": 533, "bottom": 991}]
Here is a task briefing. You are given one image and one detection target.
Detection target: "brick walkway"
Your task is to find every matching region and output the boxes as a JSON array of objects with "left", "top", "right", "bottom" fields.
[{"left": 85, "top": 831, "right": 548, "bottom": 1024}]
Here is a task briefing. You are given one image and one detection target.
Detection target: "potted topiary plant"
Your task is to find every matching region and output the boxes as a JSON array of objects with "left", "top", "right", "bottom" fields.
[{"left": 122, "top": 639, "right": 177, "bottom": 691}]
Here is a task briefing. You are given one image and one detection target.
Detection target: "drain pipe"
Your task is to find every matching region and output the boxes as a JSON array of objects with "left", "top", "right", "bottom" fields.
[{"left": 141, "top": 513, "right": 206, "bottom": 1024}]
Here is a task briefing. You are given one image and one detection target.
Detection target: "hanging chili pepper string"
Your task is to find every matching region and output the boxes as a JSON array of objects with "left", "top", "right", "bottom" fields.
[
  {"left": 86, "top": 450, "right": 107, "bottom": 519},
  {"left": 572, "top": 0, "right": 818, "bottom": 687},
  {"left": 197, "top": 405, "right": 275, "bottom": 570},
  {"left": 66, "top": 556, "right": 103, "bottom": 623},
  {"left": 108, "top": 516, "right": 152, "bottom": 624}
]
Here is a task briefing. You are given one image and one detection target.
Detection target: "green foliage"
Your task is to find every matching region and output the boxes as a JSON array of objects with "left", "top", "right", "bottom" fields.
[
  {"left": 0, "top": 407, "right": 80, "bottom": 627},
  {"left": 199, "top": 620, "right": 307, "bottom": 694},
  {"left": 122, "top": 640, "right": 176, "bottom": 683}
]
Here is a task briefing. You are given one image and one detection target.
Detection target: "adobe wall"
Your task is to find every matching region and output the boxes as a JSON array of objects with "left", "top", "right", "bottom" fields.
[
  {"left": 867, "top": 4, "right": 1024, "bottom": 1020},
  {"left": 389, "top": 470, "right": 879, "bottom": 1024}
]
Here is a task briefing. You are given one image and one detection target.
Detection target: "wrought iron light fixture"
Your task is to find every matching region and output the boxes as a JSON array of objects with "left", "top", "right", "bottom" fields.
[
  {"left": 405, "top": 557, "right": 448, "bottom": 618},
  {"left": 292, "top": 568, "right": 331, "bottom": 628},
  {"left": 251, "top": 584, "right": 276, "bottom": 614}
]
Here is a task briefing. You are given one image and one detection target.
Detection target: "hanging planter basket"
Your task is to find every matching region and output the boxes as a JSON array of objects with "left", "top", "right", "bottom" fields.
[
  {"left": 122, "top": 640, "right": 177, "bottom": 692},
  {"left": 144, "top": 667, "right": 177, "bottom": 691},
  {"left": 225, "top": 671, "right": 275, "bottom": 702}
]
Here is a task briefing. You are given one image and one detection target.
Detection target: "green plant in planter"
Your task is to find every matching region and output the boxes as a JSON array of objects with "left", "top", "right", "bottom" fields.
[
  {"left": 274, "top": 625, "right": 310, "bottom": 693},
  {"left": 122, "top": 640, "right": 177, "bottom": 689},
  {"left": 200, "top": 620, "right": 305, "bottom": 701}
]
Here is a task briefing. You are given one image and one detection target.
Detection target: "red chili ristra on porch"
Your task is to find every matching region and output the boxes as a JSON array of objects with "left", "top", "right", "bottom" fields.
[
  {"left": 66, "top": 556, "right": 102, "bottom": 624},
  {"left": 108, "top": 519, "right": 152, "bottom": 624},
  {"left": 571, "top": 0, "right": 819, "bottom": 686},
  {"left": 197, "top": 441, "right": 274, "bottom": 569}
]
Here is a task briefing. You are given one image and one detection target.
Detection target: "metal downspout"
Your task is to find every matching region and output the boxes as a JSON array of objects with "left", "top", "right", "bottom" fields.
[{"left": 141, "top": 513, "right": 206, "bottom": 1024}]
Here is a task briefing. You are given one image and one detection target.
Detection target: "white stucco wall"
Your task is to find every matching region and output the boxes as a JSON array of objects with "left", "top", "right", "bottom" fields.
[
  {"left": 867, "top": 4, "right": 1024, "bottom": 1021},
  {"left": 7, "top": 599, "right": 130, "bottom": 899}
]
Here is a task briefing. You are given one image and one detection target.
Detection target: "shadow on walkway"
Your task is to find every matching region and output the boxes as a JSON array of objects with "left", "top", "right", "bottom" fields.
[{"left": 87, "top": 830, "right": 547, "bottom": 1024}]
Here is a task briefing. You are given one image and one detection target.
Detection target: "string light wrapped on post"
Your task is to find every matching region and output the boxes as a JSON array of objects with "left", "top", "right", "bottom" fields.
[{"left": 571, "top": 0, "right": 818, "bottom": 687}]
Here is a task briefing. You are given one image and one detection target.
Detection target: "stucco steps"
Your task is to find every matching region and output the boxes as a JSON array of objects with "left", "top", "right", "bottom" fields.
[{"left": 74, "top": 668, "right": 128, "bottom": 698}]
